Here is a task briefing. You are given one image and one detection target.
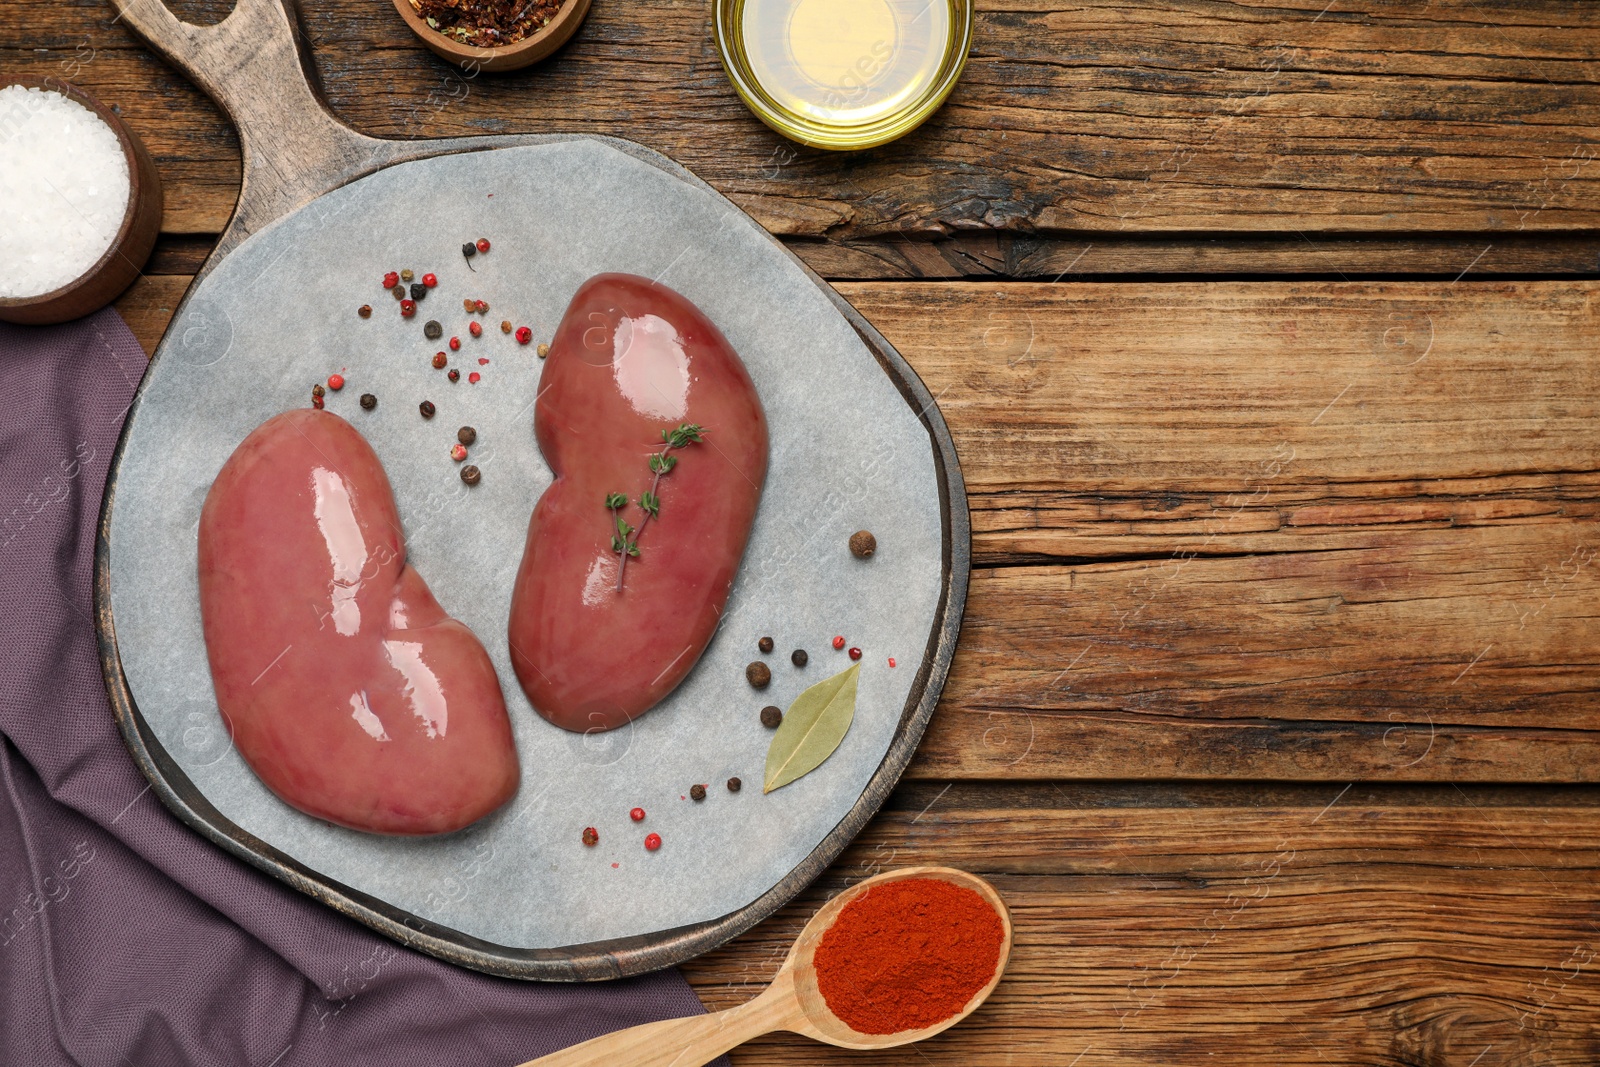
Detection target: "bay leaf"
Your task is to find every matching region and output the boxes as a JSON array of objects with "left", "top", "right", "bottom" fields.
[{"left": 764, "top": 662, "right": 861, "bottom": 794}]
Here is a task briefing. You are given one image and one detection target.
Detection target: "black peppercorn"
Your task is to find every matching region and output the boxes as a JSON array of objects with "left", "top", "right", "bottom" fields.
[
  {"left": 758, "top": 636, "right": 774, "bottom": 654},
  {"left": 410, "top": 282, "right": 426, "bottom": 301},
  {"left": 419, "top": 400, "right": 436, "bottom": 419},
  {"left": 746, "top": 662, "right": 771, "bottom": 689},
  {"left": 457, "top": 425, "right": 477, "bottom": 446},
  {"left": 424, "top": 319, "right": 442, "bottom": 340},
  {"left": 359, "top": 393, "right": 376, "bottom": 411},
  {"left": 460, "top": 464, "right": 481, "bottom": 486},
  {"left": 760, "top": 705, "right": 782, "bottom": 728},
  {"left": 690, "top": 784, "right": 706, "bottom": 802},
  {"left": 462, "top": 242, "right": 477, "bottom": 258},
  {"left": 791, "top": 649, "right": 808, "bottom": 668},
  {"left": 727, "top": 777, "right": 742, "bottom": 793},
  {"left": 448, "top": 368, "right": 460, "bottom": 383}
]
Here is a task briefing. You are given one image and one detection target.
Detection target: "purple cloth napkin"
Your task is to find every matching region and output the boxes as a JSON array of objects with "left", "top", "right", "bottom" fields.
[{"left": 0, "top": 308, "right": 724, "bottom": 1067}]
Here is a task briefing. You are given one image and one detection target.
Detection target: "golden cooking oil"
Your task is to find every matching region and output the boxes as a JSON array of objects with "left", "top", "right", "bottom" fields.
[{"left": 715, "top": 0, "right": 973, "bottom": 150}]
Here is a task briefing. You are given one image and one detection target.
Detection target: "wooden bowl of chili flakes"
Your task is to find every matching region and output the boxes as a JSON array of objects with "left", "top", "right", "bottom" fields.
[{"left": 392, "top": 0, "right": 592, "bottom": 72}]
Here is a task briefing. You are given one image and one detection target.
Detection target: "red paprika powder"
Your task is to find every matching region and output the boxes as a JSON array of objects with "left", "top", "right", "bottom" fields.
[{"left": 812, "top": 877, "right": 1004, "bottom": 1034}]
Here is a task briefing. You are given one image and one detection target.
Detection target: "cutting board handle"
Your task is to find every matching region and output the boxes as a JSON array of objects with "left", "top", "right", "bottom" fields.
[{"left": 108, "top": 0, "right": 390, "bottom": 253}]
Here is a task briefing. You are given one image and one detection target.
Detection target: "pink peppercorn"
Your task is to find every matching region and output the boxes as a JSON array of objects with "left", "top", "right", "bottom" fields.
[
  {"left": 644, "top": 833, "right": 661, "bottom": 851},
  {"left": 515, "top": 326, "right": 532, "bottom": 344}
]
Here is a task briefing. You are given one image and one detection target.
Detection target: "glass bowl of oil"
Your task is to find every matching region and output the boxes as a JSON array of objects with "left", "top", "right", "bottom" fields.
[{"left": 714, "top": 0, "right": 974, "bottom": 151}]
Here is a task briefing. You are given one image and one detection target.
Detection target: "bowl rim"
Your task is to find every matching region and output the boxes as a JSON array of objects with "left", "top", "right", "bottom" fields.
[
  {"left": 0, "top": 76, "right": 143, "bottom": 310},
  {"left": 712, "top": 0, "right": 975, "bottom": 152},
  {"left": 389, "top": 0, "right": 591, "bottom": 67}
]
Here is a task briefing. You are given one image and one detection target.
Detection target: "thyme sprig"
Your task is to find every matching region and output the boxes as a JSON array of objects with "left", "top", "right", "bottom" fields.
[{"left": 603, "top": 423, "right": 704, "bottom": 592}]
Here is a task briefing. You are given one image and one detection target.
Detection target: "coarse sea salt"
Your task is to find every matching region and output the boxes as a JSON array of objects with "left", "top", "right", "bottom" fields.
[{"left": 0, "top": 84, "right": 132, "bottom": 300}]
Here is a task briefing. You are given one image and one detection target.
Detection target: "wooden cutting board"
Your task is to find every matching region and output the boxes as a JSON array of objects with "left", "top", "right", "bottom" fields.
[{"left": 92, "top": 0, "right": 968, "bottom": 981}]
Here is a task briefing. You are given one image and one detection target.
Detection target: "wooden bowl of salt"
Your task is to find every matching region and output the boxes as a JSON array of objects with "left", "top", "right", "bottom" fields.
[{"left": 0, "top": 77, "right": 163, "bottom": 326}]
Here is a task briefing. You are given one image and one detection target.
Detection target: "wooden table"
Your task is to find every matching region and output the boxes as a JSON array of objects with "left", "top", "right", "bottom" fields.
[{"left": 12, "top": 1, "right": 1599, "bottom": 1062}]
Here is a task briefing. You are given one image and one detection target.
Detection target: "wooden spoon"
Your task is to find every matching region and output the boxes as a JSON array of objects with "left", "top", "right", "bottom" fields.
[{"left": 514, "top": 866, "right": 1011, "bottom": 1067}]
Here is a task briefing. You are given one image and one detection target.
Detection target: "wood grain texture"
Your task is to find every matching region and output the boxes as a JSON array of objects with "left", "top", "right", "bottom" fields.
[
  {"left": 847, "top": 279, "right": 1600, "bottom": 781},
  {"left": 30, "top": 0, "right": 1600, "bottom": 1058},
  {"left": 119, "top": 278, "right": 1600, "bottom": 782},
  {"left": 682, "top": 792, "right": 1600, "bottom": 1066},
  {"left": 800, "top": 233, "right": 1600, "bottom": 281},
  {"left": 9, "top": 0, "right": 1600, "bottom": 257}
]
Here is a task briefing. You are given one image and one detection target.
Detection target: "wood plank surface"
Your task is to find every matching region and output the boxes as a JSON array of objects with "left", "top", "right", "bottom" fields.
[
  {"left": 681, "top": 783, "right": 1600, "bottom": 1066},
  {"left": 49, "top": 3, "right": 1600, "bottom": 1058},
  {"left": 870, "top": 279, "right": 1600, "bottom": 781},
  {"left": 116, "top": 278, "right": 1600, "bottom": 782},
  {"left": 9, "top": 0, "right": 1600, "bottom": 261}
]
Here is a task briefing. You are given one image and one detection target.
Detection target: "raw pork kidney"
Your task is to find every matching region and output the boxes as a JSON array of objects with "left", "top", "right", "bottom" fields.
[
  {"left": 510, "top": 274, "right": 768, "bottom": 732},
  {"left": 198, "top": 409, "right": 519, "bottom": 835}
]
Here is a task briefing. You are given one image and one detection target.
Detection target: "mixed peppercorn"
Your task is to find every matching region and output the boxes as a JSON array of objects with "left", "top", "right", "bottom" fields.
[{"left": 335, "top": 238, "right": 561, "bottom": 492}]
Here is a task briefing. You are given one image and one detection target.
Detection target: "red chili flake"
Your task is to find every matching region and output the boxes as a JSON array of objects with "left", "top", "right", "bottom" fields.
[
  {"left": 630, "top": 807, "right": 645, "bottom": 822},
  {"left": 422, "top": 272, "right": 437, "bottom": 288},
  {"left": 832, "top": 635, "right": 846, "bottom": 650},
  {"left": 382, "top": 271, "right": 399, "bottom": 289},
  {"left": 327, "top": 374, "right": 344, "bottom": 391},
  {"left": 611, "top": 862, "right": 618, "bottom": 869},
  {"left": 477, "top": 357, "right": 490, "bottom": 366},
  {"left": 888, "top": 657, "right": 897, "bottom": 668},
  {"left": 515, "top": 326, "right": 532, "bottom": 344},
  {"left": 449, "top": 337, "right": 461, "bottom": 351},
  {"left": 476, "top": 238, "right": 491, "bottom": 253},
  {"left": 469, "top": 321, "right": 483, "bottom": 338},
  {"left": 450, "top": 443, "right": 468, "bottom": 462},
  {"left": 848, "top": 647, "right": 862, "bottom": 661},
  {"left": 468, "top": 371, "right": 481, "bottom": 384},
  {"left": 400, "top": 299, "right": 416, "bottom": 317},
  {"left": 582, "top": 827, "right": 599, "bottom": 847},
  {"left": 644, "top": 833, "right": 661, "bottom": 851}
]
